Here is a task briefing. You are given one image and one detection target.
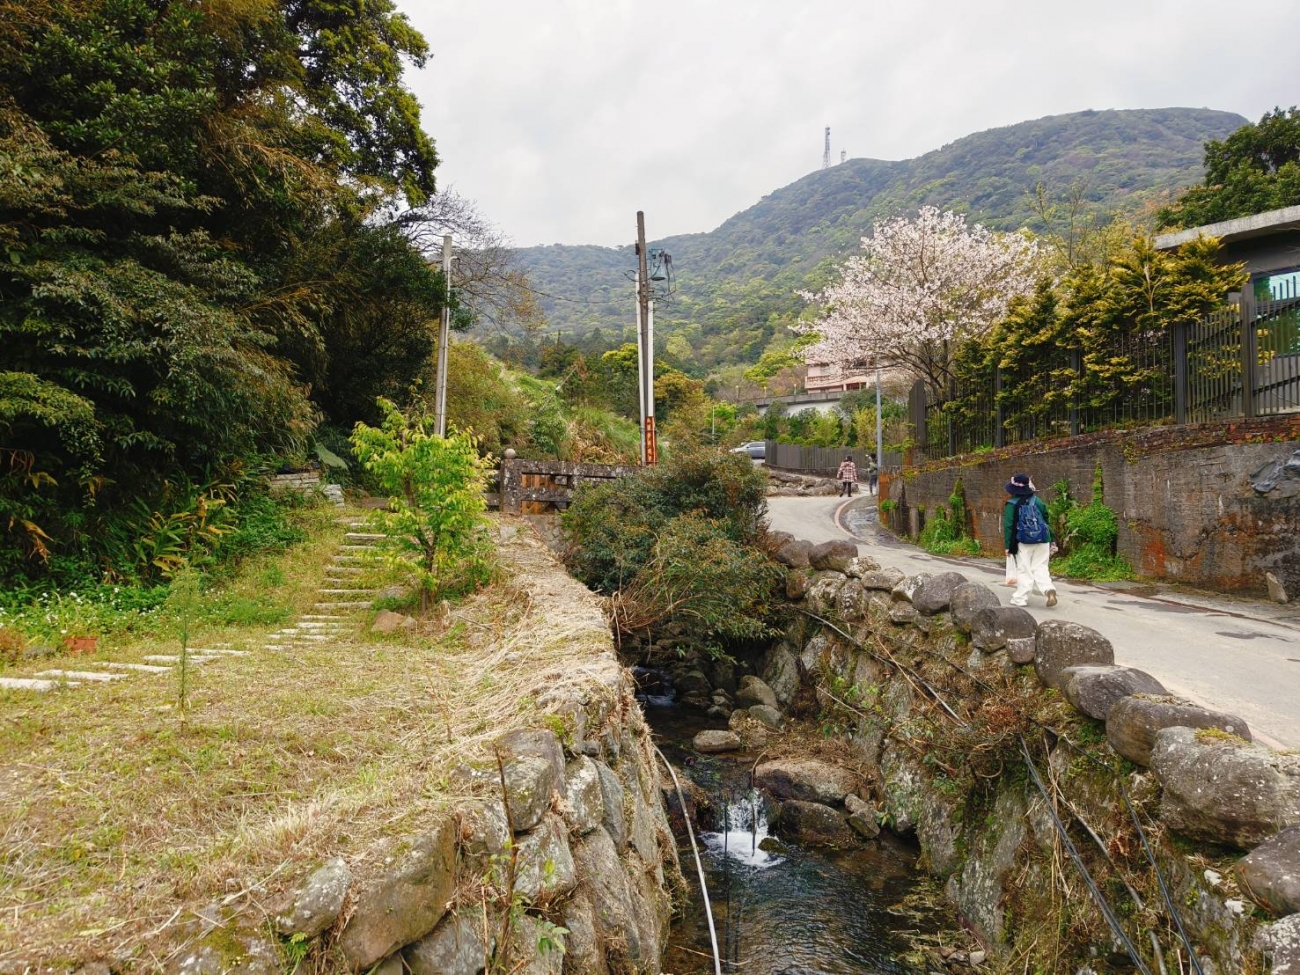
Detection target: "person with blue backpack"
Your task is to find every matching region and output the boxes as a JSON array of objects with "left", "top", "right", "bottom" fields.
[{"left": 1003, "top": 473, "right": 1058, "bottom": 608}]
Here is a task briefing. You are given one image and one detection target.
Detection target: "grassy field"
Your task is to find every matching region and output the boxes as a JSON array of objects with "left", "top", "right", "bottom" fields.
[{"left": 0, "top": 507, "right": 616, "bottom": 970}]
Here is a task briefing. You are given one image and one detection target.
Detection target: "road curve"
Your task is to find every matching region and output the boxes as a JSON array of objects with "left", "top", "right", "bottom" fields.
[{"left": 767, "top": 494, "right": 1300, "bottom": 750}]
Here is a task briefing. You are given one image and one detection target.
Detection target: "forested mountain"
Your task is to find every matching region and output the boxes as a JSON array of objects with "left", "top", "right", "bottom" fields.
[{"left": 515, "top": 107, "right": 1246, "bottom": 372}]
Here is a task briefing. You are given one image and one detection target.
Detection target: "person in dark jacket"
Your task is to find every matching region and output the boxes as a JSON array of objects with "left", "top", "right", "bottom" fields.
[{"left": 1003, "top": 473, "right": 1057, "bottom": 608}]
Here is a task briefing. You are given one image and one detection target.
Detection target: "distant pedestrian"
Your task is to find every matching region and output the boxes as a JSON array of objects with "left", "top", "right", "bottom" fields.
[
  {"left": 868, "top": 463, "right": 879, "bottom": 496},
  {"left": 836, "top": 456, "right": 858, "bottom": 497},
  {"left": 1003, "top": 473, "right": 1057, "bottom": 608}
]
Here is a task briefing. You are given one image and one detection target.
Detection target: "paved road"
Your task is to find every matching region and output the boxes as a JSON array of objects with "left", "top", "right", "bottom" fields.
[{"left": 767, "top": 494, "right": 1300, "bottom": 750}]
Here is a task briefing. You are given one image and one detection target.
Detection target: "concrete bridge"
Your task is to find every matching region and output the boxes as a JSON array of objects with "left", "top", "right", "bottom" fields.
[{"left": 749, "top": 389, "right": 854, "bottom": 416}]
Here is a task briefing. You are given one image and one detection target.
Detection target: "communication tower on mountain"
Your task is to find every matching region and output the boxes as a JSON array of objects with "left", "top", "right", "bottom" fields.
[
  {"left": 840, "top": 150, "right": 846, "bottom": 164},
  {"left": 822, "top": 127, "right": 831, "bottom": 169}
]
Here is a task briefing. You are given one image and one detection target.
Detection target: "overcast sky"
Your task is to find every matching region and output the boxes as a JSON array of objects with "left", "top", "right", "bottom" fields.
[{"left": 402, "top": 1, "right": 1300, "bottom": 249}]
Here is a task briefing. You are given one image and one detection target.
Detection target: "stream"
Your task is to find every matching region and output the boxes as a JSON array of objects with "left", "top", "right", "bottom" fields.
[{"left": 646, "top": 701, "right": 950, "bottom": 975}]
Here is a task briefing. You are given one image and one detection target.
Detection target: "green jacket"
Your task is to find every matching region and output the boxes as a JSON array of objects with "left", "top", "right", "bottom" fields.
[{"left": 1003, "top": 496, "right": 1051, "bottom": 552}]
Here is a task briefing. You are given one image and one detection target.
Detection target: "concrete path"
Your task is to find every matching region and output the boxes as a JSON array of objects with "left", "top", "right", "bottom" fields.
[{"left": 767, "top": 494, "right": 1300, "bottom": 750}]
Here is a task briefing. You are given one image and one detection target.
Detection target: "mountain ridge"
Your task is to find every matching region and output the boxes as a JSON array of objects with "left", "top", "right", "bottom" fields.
[{"left": 514, "top": 107, "right": 1247, "bottom": 371}]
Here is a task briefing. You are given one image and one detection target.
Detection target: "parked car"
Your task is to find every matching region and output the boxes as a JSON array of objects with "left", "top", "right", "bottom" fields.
[{"left": 730, "top": 441, "right": 765, "bottom": 460}]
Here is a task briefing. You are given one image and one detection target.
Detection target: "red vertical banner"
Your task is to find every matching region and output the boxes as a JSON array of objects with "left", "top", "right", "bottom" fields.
[{"left": 644, "top": 417, "right": 657, "bottom": 466}]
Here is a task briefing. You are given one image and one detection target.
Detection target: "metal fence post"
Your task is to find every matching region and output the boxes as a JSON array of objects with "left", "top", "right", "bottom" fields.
[
  {"left": 1173, "top": 321, "right": 1188, "bottom": 425},
  {"left": 994, "top": 365, "right": 1005, "bottom": 448},
  {"left": 1240, "top": 287, "right": 1258, "bottom": 419},
  {"left": 1069, "top": 349, "right": 1082, "bottom": 436}
]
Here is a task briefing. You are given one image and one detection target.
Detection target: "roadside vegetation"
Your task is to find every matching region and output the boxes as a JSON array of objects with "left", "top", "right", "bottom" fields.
[{"left": 562, "top": 449, "right": 784, "bottom": 659}]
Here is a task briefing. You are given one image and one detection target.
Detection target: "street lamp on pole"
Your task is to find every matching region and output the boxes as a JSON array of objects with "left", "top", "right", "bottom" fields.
[{"left": 434, "top": 235, "right": 456, "bottom": 437}]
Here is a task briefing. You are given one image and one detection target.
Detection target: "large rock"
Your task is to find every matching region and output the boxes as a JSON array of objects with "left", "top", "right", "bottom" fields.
[
  {"left": 1034, "top": 620, "right": 1114, "bottom": 690},
  {"left": 693, "top": 729, "right": 742, "bottom": 753},
  {"left": 1060, "top": 665, "right": 1167, "bottom": 721},
  {"left": 559, "top": 889, "right": 604, "bottom": 975},
  {"left": 778, "top": 800, "right": 856, "bottom": 847},
  {"left": 512, "top": 914, "right": 566, "bottom": 975},
  {"left": 911, "top": 571, "right": 969, "bottom": 616},
  {"left": 1259, "top": 913, "right": 1300, "bottom": 975},
  {"left": 497, "top": 729, "right": 565, "bottom": 831},
  {"left": 804, "top": 572, "right": 848, "bottom": 617},
  {"left": 564, "top": 756, "right": 604, "bottom": 834},
  {"left": 748, "top": 704, "right": 785, "bottom": 729},
  {"left": 164, "top": 933, "right": 280, "bottom": 975},
  {"left": 515, "top": 813, "right": 578, "bottom": 901},
  {"left": 845, "top": 794, "right": 881, "bottom": 839},
  {"left": 755, "top": 759, "right": 856, "bottom": 805},
  {"left": 761, "top": 642, "right": 801, "bottom": 706},
  {"left": 1107, "top": 695, "right": 1252, "bottom": 766},
  {"left": 836, "top": 579, "right": 870, "bottom": 622},
  {"left": 571, "top": 828, "right": 644, "bottom": 969},
  {"left": 273, "top": 857, "right": 351, "bottom": 938},
  {"left": 337, "top": 818, "right": 458, "bottom": 970},
  {"left": 455, "top": 799, "right": 510, "bottom": 864},
  {"left": 809, "top": 539, "right": 859, "bottom": 572},
  {"left": 859, "top": 568, "right": 905, "bottom": 591},
  {"left": 1150, "top": 727, "right": 1300, "bottom": 848},
  {"left": 405, "top": 911, "right": 489, "bottom": 975},
  {"left": 774, "top": 539, "right": 813, "bottom": 568},
  {"left": 970, "top": 606, "right": 1037, "bottom": 655},
  {"left": 950, "top": 583, "right": 1001, "bottom": 634},
  {"left": 1236, "top": 825, "right": 1300, "bottom": 917},
  {"left": 596, "top": 763, "right": 628, "bottom": 848},
  {"left": 785, "top": 568, "right": 813, "bottom": 600},
  {"left": 735, "top": 675, "right": 778, "bottom": 709},
  {"left": 844, "top": 556, "right": 881, "bottom": 578}
]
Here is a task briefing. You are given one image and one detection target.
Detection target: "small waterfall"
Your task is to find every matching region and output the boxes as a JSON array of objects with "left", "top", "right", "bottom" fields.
[{"left": 702, "top": 788, "right": 779, "bottom": 869}]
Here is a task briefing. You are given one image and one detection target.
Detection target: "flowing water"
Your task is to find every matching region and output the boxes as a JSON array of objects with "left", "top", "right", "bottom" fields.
[{"left": 646, "top": 699, "right": 947, "bottom": 975}]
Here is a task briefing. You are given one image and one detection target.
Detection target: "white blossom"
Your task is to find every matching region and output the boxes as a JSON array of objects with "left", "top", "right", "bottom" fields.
[{"left": 796, "top": 207, "right": 1039, "bottom": 394}]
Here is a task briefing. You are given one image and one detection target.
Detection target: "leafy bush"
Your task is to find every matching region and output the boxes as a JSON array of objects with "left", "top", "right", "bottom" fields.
[
  {"left": 917, "top": 478, "right": 981, "bottom": 556},
  {"left": 1050, "top": 464, "right": 1133, "bottom": 581},
  {"left": 352, "top": 399, "right": 495, "bottom": 609},
  {"left": 562, "top": 448, "right": 776, "bottom": 651}
]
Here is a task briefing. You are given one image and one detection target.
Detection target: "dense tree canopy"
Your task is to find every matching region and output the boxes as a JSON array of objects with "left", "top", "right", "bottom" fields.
[
  {"left": 1157, "top": 107, "right": 1300, "bottom": 229},
  {"left": 0, "top": 0, "right": 445, "bottom": 575}
]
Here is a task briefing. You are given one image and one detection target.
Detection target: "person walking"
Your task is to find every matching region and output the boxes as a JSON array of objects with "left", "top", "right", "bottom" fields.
[
  {"left": 836, "top": 456, "right": 858, "bottom": 497},
  {"left": 1003, "top": 473, "right": 1057, "bottom": 608},
  {"left": 867, "top": 460, "right": 879, "bottom": 496}
]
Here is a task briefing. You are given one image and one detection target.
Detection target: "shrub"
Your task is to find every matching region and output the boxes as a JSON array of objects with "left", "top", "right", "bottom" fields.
[
  {"left": 352, "top": 398, "right": 495, "bottom": 610},
  {"left": 918, "top": 478, "right": 981, "bottom": 556},
  {"left": 562, "top": 448, "right": 777, "bottom": 652},
  {"left": 1050, "top": 464, "right": 1133, "bottom": 581}
]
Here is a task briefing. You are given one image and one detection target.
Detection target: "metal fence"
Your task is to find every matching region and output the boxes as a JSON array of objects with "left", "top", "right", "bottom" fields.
[
  {"left": 914, "top": 284, "right": 1300, "bottom": 461},
  {"left": 766, "top": 442, "right": 902, "bottom": 476}
]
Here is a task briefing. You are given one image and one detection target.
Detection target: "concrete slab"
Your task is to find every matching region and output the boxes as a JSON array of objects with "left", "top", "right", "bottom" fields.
[
  {"left": 0, "top": 677, "right": 80, "bottom": 691},
  {"left": 143, "top": 655, "right": 215, "bottom": 664},
  {"left": 35, "top": 670, "right": 127, "bottom": 682},
  {"left": 344, "top": 532, "right": 387, "bottom": 542},
  {"left": 100, "top": 663, "right": 173, "bottom": 673}
]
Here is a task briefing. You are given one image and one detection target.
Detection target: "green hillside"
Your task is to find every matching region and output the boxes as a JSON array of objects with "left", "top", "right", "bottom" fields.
[{"left": 514, "top": 107, "right": 1246, "bottom": 372}]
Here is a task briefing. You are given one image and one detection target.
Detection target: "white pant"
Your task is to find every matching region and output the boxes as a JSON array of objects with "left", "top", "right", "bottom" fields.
[{"left": 1011, "top": 543, "right": 1054, "bottom": 606}]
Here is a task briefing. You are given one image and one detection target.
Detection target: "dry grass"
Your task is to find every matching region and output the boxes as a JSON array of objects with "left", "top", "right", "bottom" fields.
[{"left": 0, "top": 512, "right": 623, "bottom": 969}]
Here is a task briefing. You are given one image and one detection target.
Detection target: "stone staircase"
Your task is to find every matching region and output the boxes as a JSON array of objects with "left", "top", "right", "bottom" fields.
[{"left": 0, "top": 524, "right": 385, "bottom": 693}]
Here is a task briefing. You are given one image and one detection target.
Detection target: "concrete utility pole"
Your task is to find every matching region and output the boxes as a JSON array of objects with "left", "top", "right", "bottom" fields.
[
  {"left": 875, "top": 360, "right": 884, "bottom": 478},
  {"left": 434, "top": 234, "right": 452, "bottom": 436},
  {"left": 635, "top": 211, "right": 657, "bottom": 465}
]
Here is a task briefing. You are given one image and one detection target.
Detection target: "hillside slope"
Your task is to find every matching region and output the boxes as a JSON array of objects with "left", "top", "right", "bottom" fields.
[{"left": 516, "top": 107, "right": 1246, "bottom": 371}]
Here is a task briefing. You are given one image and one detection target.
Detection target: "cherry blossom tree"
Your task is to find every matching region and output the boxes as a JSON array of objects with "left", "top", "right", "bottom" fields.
[{"left": 796, "top": 207, "right": 1040, "bottom": 395}]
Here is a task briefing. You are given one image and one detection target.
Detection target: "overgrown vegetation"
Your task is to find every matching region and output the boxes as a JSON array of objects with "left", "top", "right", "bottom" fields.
[
  {"left": 917, "top": 479, "right": 981, "bottom": 557},
  {"left": 1049, "top": 464, "right": 1134, "bottom": 582},
  {"left": 352, "top": 399, "right": 495, "bottom": 610},
  {"left": 562, "top": 450, "right": 782, "bottom": 654}
]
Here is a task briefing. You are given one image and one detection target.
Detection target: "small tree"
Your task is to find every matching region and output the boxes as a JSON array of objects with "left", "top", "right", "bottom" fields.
[
  {"left": 796, "top": 207, "right": 1040, "bottom": 396},
  {"left": 351, "top": 399, "right": 494, "bottom": 610}
]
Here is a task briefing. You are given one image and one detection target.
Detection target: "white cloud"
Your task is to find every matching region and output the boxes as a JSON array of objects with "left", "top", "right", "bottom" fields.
[{"left": 401, "top": 0, "right": 1300, "bottom": 247}]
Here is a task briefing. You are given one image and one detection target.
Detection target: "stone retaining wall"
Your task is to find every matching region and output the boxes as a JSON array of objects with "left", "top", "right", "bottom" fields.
[
  {"left": 151, "top": 535, "right": 678, "bottom": 975},
  {"left": 882, "top": 415, "right": 1300, "bottom": 596},
  {"left": 757, "top": 538, "right": 1300, "bottom": 973}
]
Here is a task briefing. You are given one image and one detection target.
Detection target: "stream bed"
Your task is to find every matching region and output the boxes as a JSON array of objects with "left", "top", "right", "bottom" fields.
[{"left": 647, "top": 704, "right": 951, "bottom": 975}]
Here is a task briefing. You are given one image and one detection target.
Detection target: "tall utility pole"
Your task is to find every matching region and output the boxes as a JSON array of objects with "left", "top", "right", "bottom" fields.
[
  {"left": 434, "top": 234, "right": 452, "bottom": 436},
  {"left": 822, "top": 126, "right": 831, "bottom": 169},
  {"left": 875, "top": 362, "right": 884, "bottom": 479},
  {"left": 635, "top": 212, "right": 657, "bottom": 465}
]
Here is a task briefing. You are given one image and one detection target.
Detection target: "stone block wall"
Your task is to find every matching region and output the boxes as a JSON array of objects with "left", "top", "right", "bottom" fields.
[
  {"left": 883, "top": 415, "right": 1300, "bottom": 595},
  {"left": 764, "top": 551, "right": 1299, "bottom": 973}
]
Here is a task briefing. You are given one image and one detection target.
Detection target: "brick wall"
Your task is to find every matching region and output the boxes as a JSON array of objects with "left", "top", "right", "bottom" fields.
[{"left": 882, "top": 416, "right": 1300, "bottom": 596}]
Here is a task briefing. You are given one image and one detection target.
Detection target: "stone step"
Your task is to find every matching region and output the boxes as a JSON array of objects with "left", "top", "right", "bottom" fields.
[
  {"left": 189, "top": 648, "right": 250, "bottom": 657},
  {"left": 302, "top": 614, "right": 345, "bottom": 621},
  {"left": 318, "top": 588, "right": 375, "bottom": 596},
  {"left": 296, "top": 622, "right": 345, "bottom": 629},
  {"left": 338, "top": 544, "right": 378, "bottom": 552},
  {"left": 143, "top": 654, "right": 216, "bottom": 665},
  {"left": 315, "top": 601, "right": 372, "bottom": 610},
  {"left": 100, "top": 662, "right": 173, "bottom": 674},
  {"left": 0, "top": 676, "right": 81, "bottom": 691},
  {"left": 263, "top": 644, "right": 288, "bottom": 651},
  {"left": 344, "top": 532, "right": 387, "bottom": 542},
  {"left": 331, "top": 556, "right": 364, "bottom": 565},
  {"left": 325, "top": 566, "right": 364, "bottom": 575},
  {"left": 36, "top": 669, "right": 129, "bottom": 682}
]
